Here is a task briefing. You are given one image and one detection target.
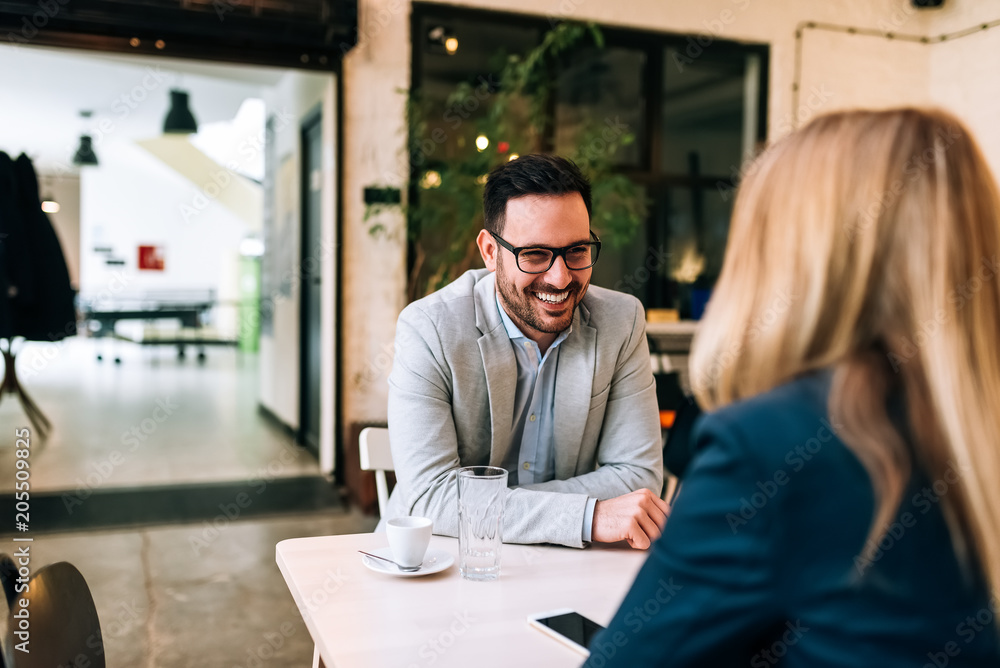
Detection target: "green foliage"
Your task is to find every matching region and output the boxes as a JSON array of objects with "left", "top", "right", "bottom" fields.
[{"left": 370, "top": 21, "right": 648, "bottom": 301}]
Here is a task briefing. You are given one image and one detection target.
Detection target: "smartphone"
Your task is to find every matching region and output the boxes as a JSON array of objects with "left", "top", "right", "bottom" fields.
[{"left": 527, "top": 608, "right": 606, "bottom": 656}]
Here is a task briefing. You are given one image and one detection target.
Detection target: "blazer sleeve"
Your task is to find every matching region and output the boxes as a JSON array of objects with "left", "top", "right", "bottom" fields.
[
  {"left": 582, "top": 414, "right": 785, "bottom": 667},
  {"left": 388, "top": 304, "right": 594, "bottom": 548}
]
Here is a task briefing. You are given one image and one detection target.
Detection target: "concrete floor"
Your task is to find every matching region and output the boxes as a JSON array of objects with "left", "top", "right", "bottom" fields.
[
  {"left": 1, "top": 511, "right": 377, "bottom": 667},
  {"left": 0, "top": 338, "right": 318, "bottom": 493},
  {"left": 0, "top": 337, "right": 375, "bottom": 665}
]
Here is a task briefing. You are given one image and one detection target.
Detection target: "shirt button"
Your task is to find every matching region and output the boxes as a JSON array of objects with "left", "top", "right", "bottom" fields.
[
  {"left": 524, "top": 342, "right": 531, "bottom": 348},
  {"left": 529, "top": 414, "right": 537, "bottom": 422},
  {"left": 523, "top": 462, "right": 530, "bottom": 470}
]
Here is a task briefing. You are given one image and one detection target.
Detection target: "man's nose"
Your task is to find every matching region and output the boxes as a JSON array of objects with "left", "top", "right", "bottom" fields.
[{"left": 543, "top": 254, "right": 572, "bottom": 289}]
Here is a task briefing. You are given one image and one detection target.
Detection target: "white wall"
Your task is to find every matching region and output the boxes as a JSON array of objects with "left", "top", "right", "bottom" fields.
[
  {"left": 930, "top": 25, "right": 1000, "bottom": 178},
  {"left": 257, "top": 70, "right": 338, "bottom": 473},
  {"left": 79, "top": 140, "right": 252, "bottom": 316},
  {"left": 798, "top": 29, "right": 931, "bottom": 119},
  {"left": 341, "top": 0, "right": 998, "bottom": 433},
  {"left": 40, "top": 173, "right": 81, "bottom": 289}
]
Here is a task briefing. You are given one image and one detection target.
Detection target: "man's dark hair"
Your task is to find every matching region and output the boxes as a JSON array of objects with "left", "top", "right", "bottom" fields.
[{"left": 482, "top": 154, "right": 592, "bottom": 235}]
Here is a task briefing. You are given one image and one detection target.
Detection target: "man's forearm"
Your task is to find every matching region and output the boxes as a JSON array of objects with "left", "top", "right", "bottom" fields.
[
  {"left": 402, "top": 475, "right": 594, "bottom": 548},
  {"left": 517, "top": 462, "right": 662, "bottom": 499}
]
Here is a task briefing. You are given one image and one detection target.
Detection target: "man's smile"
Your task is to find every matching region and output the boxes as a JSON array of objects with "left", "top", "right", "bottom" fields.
[{"left": 533, "top": 290, "right": 569, "bottom": 305}]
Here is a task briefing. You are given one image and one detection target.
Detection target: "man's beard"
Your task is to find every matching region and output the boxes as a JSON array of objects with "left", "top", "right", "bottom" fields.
[{"left": 495, "top": 257, "right": 585, "bottom": 335}]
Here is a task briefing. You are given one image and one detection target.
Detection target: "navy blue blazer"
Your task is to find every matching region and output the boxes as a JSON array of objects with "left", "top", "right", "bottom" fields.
[{"left": 585, "top": 371, "right": 999, "bottom": 667}]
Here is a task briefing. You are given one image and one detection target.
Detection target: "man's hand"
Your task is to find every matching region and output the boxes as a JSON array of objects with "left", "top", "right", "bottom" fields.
[{"left": 591, "top": 489, "right": 670, "bottom": 549}]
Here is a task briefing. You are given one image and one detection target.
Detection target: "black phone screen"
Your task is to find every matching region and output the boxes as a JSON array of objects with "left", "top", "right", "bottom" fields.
[{"left": 537, "top": 612, "right": 605, "bottom": 648}]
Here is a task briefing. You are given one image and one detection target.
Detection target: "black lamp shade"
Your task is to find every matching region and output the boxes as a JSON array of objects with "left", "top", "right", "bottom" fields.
[
  {"left": 164, "top": 89, "right": 198, "bottom": 134},
  {"left": 73, "top": 135, "right": 98, "bottom": 166}
]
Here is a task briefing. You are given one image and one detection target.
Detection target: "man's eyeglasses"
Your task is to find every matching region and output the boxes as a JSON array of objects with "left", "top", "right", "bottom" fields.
[{"left": 489, "top": 230, "right": 602, "bottom": 274}]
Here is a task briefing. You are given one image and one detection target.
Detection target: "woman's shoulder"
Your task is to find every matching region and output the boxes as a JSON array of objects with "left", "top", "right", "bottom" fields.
[
  {"left": 693, "top": 370, "right": 846, "bottom": 475},
  {"left": 690, "top": 370, "right": 875, "bottom": 562}
]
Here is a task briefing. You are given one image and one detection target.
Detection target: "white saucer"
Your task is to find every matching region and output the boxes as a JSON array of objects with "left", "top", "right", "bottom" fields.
[{"left": 361, "top": 547, "right": 454, "bottom": 578}]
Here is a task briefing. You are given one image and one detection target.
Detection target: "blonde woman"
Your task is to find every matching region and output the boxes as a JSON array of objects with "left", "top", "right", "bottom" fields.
[{"left": 585, "top": 108, "right": 1000, "bottom": 667}]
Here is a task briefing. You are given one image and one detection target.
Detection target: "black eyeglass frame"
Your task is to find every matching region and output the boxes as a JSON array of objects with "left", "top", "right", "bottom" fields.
[{"left": 489, "top": 230, "right": 603, "bottom": 274}]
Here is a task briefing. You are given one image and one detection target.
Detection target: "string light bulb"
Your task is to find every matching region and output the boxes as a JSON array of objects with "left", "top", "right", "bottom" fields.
[{"left": 420, "top": 170, "right": 442, "bottom": 189}]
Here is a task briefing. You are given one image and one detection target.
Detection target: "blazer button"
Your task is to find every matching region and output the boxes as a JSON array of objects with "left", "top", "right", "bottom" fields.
[
  {"left": 529, "top": 414, "right": 537, "bottom": 422},
  {"left": 522, "top": 462, "right": 530, "bottom": 470}
]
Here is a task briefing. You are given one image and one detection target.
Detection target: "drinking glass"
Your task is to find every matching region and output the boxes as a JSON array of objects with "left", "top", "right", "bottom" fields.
[{"left": 457, "top": 466, "right": 508, "bottom": 581}]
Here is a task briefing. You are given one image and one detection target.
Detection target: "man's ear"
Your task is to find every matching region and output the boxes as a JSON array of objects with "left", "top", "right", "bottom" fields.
[{"left": 476, "top": 229, "right": 498, "bottom": 272}]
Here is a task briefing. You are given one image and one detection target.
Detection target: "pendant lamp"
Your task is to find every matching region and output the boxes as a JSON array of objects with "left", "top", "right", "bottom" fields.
[
  {"left": 73, "top": 135, "right": 98, "bottom": 166},
  {"left": 163, "top": 89, "right": 198, "bottom": 134}
]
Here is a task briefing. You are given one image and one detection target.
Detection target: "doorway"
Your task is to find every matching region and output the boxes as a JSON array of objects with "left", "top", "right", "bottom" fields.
[
  {"left": 0, "top": 42, "right": 340, "bottom": 528},
  {"left": 299, "top": 108, "right": 323, "bottom": 457}
]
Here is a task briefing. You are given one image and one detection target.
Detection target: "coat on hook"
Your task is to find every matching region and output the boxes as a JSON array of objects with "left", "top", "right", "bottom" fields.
[{"left": 0, "top": 151, "right": 76, "bottom": 342}]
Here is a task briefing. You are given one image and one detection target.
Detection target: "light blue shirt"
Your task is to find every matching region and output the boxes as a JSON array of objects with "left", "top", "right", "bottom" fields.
[{"left": 496, "top": 294, "right": 598, "bottom": 543}]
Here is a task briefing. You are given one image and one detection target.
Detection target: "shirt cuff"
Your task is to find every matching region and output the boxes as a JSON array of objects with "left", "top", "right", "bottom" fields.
[{"left": 582, "top": 497, "right": 598, "bottom": 543}]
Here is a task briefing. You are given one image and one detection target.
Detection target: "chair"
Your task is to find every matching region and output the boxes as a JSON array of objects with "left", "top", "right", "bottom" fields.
[
  {"left": 1, "top": 562, "right": 104, "bottom": 668},
  {"left": 359, "top": 427, "right": 394, "bottom": 517},
  {"left": 0, "top": 554, "right": 15, "bottom": 667},
  {"left": 0, "top": 554, "right": 16, "bottom": 607},
  {"left": 651, "top": 365, "right": 703, "bottom": 502}
]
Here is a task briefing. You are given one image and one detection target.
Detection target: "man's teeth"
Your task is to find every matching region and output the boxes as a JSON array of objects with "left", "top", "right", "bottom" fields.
[{"left": 534, "top": 291, "right": 568, "bottom": 304}]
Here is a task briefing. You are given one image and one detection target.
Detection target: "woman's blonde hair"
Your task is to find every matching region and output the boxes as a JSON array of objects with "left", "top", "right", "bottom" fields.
[{"left": 690, "top": 108, "right": 1000, "bottom": 602}]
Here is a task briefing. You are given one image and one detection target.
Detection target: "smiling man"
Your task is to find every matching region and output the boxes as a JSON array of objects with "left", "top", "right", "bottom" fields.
[{"left": 384, "top": 154, "right": 666, "bottom": 549}]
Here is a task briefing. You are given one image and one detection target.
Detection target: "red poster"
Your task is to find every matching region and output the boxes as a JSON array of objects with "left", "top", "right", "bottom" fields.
[{"left": 138, "top": 245, "right": 165, "bottom": 271}]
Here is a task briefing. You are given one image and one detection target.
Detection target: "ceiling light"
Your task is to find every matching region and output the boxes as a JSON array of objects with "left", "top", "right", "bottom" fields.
[
  {"left": 240, "top": 237, "right": 265, "bottom": 257},
  {"left": 163, "top": 89, "right": 198, "bottom": 134},
  {"left": 73, "top": 135, "right": 98, "bottom": 166}
]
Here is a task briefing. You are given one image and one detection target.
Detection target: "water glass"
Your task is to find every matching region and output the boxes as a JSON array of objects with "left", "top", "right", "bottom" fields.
[{"left": 457, "top": 466, "right": 508, "bottom": 581}]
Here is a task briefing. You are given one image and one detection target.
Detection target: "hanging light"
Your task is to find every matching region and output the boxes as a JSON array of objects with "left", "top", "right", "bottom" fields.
[
  {"left": 73, "top": 135, "right": 99, "bottom": 166},
  {"left": 163, "top": 89, "right": 198, "bottom": 134},
  {"left": 40, "top": 176, "right": 60, "bottom": 212},
  {"left": 426, "top": 25, "right": 458, "bottom": 55},
  {"left": 72, "top": 110, "right": 98, "bottom": 166}
]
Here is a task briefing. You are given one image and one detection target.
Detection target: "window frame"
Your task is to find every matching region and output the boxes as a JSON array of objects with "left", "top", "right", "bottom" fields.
[{"left": 410, "top": 3, "right": 770, "bottom": 306}]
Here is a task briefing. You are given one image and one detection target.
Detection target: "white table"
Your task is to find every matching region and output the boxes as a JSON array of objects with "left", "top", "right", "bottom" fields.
[{"left": 275, "top": 533, "right": 648, "bottom": 667}]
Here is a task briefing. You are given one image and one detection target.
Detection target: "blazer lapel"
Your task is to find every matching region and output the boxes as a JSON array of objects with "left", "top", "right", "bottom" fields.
[
  {"left": 474, "top": 273, "right": 516, "bottom": 467},
  {"left": 553, "top": 307, "right": 596, "bottom": 480}
]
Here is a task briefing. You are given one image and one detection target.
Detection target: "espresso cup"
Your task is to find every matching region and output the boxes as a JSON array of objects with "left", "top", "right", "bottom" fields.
[{"left": 386, "top": 516, "right": 433, "bottom": 569}]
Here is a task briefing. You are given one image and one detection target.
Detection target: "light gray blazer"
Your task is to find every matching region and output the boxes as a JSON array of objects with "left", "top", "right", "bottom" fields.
[{"left": 384, "top": 269, "right": 663, "bottom": 548}]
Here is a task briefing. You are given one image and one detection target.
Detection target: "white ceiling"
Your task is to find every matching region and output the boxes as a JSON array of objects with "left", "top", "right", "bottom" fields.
[{"left": 0, "top": 43, "right": 288, "bottom": 173}]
